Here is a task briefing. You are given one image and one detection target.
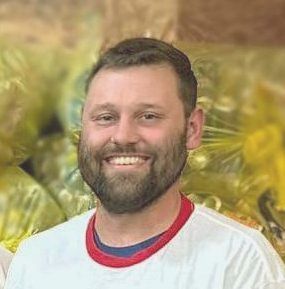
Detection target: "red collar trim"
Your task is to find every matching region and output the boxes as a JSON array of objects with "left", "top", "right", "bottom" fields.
[{"left": 86, "top": 194, "right": 194, "bottom": 268}]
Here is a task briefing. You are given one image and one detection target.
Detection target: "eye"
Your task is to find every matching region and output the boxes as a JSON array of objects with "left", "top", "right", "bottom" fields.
[
  {"left": 142, "top": 112, "right": 158, "bottom": 120},
  {"left": 93, "top": 113, "right": 117, "bottom": 125},
  {"left": 139, "top": 112, "right": 163, "bottom": 124}
]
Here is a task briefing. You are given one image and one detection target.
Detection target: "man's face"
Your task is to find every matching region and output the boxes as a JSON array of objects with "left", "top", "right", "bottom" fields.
[{"left": 78, "top": 65, "right": 194, "bottom": 214}]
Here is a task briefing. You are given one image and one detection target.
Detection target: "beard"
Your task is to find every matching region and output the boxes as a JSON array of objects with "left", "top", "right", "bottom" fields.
[{"left": 78, "top": 130, "right": 188, "bottom": 214}]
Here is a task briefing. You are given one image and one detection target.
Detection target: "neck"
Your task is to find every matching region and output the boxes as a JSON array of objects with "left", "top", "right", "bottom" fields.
[{"left": 95, "top": 183, "right": 181, "bottom": 247}]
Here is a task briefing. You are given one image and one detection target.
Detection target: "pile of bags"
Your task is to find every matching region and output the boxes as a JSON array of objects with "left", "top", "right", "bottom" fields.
[{"left": 0, "top": 42, "right": 94, "bottom": 251}]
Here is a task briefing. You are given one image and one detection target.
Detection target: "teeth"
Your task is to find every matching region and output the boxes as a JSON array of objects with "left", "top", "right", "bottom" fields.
[{"left": 109, "top": 156, "right": 145, "bottom": 165}]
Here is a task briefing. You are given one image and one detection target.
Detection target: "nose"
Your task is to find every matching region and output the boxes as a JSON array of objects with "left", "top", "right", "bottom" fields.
[{"left": 111, "top": 117, "right": 139, "bottom": 145}]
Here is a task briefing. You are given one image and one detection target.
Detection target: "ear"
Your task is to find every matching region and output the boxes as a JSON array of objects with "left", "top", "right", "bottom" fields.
[{"left": 186, "top": 108, "right": 204, "bottom": 150}]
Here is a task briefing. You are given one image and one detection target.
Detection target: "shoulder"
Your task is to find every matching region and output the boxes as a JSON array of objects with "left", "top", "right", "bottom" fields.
[
  {"left": 16, "top": 209, "right": 94, "bottom": 259},
  {"left": 189, "top": 205, "right": 285, "bottom": 285},
  {"left": 192, "top": 204, "right": 265, "bottom": 240},
  {"left": 191, "top": 204, "right": 278, "bottom": 255},
  {"left": 4, "top": 210, "right": 94, "bottom": 288}
]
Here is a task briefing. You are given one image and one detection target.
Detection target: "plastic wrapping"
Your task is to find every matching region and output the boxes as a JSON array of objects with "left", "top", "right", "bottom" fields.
[
  {"left": 0, "top": 167, "right": 65, "bottom": 252},
  {"left": 0, "top": 42, "right": 64, "bottom": 166},
  {"left": 32, "top": 134, "right": 95, "bottom": 219},
  {"left": 57, "top": 49, "right": 99, "bottom": 144}
]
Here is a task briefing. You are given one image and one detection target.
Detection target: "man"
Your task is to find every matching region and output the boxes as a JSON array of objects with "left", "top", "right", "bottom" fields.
[
  {"left": 4, "top": 38, "right": 285, "bottom": 289},
  {"left": 0, "top": 246, "right": 12, "bottom": 289}
]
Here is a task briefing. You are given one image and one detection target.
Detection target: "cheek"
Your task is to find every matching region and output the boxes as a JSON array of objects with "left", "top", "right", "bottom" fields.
[
  {"left": 140, "top": 128, "right": 166, "bottom": 145},
  {"left": 140, "top": 123, "right": 182, "bottom": 145},
  {"left": 81, "top": 125, "right": 112, "bottom": 148}
]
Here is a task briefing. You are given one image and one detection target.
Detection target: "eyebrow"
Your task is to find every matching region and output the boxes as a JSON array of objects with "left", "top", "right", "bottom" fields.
[
  {"left": 89, "top": 102, "right": 165, "bottom": 115},
  {"left": 88, "top": 103, "right": 117, "bottom": 116},
  {"left": 135, "top": 103, "right": 165, "bottom": 110}
]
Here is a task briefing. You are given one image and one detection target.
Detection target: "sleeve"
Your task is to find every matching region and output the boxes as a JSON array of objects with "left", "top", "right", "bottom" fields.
[{"left": 230, "top": 230, "right": 285, "bottom": 289}]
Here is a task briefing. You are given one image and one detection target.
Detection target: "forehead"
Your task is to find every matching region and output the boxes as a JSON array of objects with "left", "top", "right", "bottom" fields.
[{"left": 85, "top": 64, "right": 183, "bottom": 111}]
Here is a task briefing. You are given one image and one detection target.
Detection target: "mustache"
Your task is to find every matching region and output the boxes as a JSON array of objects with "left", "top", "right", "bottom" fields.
[
  {"left": 91, "top": 143, "right": 157, "bottom": 161},
  {"left": 103, "top": 143, "right": 154, "bottom": 155}
]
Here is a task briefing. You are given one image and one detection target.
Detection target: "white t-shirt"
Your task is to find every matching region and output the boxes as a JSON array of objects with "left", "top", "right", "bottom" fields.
[{"left": 4, "top": 195, "right": 285, "bottom": 289}]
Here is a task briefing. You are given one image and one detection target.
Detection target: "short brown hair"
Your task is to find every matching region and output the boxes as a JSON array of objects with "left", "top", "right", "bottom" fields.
[{"left": 86, "top": 38, "right": 197, "bottom": 116}]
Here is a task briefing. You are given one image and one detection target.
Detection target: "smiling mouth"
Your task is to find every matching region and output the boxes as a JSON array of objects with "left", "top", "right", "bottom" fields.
[{"left": 105, "top": 155, "right": 150, "bottom": 166}]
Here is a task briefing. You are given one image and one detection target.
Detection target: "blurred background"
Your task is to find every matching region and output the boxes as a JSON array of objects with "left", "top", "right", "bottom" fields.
[{"left": 0, "top": 0, "right": 285, "bottom": 262}]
